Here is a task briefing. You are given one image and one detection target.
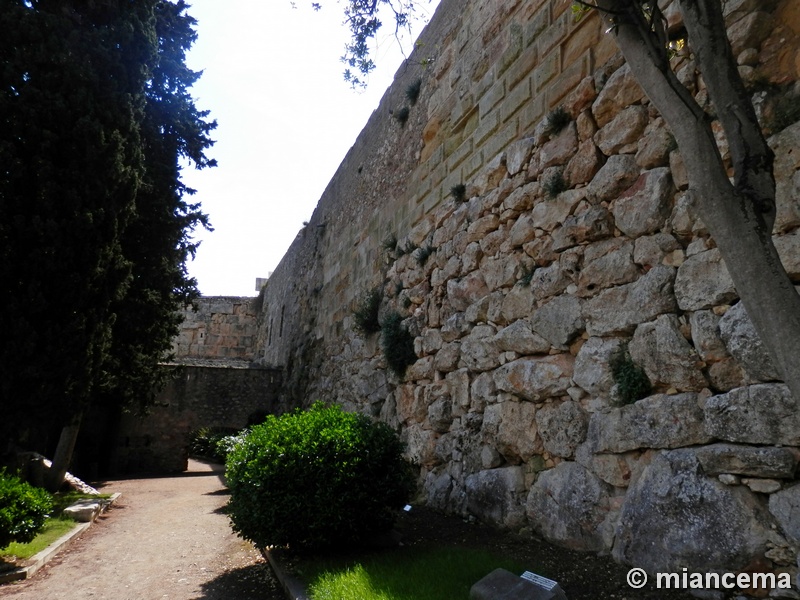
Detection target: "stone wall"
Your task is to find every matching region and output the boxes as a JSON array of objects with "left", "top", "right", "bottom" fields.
[
  {"left": 173, "top": 296, "right": 260, "bottom": 361},
  {"left": 255, "top": 0, "right": 800, "bottom": 588}
]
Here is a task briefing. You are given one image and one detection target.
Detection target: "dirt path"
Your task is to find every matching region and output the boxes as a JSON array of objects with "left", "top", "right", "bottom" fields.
[{"left": 0, "top": 460, "right": 285, "bottom": 600}]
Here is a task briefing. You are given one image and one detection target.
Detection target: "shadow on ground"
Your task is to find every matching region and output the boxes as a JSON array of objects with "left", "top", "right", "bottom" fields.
[{"left": 196, "top": 562, "right": 285, "bottom": 600}]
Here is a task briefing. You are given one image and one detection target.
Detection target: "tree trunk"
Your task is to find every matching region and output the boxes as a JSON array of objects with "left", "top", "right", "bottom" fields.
[
  {"left": 595, "top": 0, "right": 800, "bottom": 401},
  {"left": 45, "top": 414, "right": 82, "bottom": 493}
]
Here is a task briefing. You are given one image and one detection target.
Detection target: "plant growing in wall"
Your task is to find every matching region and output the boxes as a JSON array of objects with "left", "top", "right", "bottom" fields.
[
  {"left": 609, "top": 343, "right": 652, "bottom": 405},
  {"left": 542, "top": 167, "right": 568, "bottom": 199},
  {"left": 450, "top": 183, "right": 467, "bottom": 203},
  {"left": 412, "top": 244, "right": 434, "bottom": 266},
  {"left": 392, "top": 106, "right": 410, "bottom": 126},
  {"left": 405, "top": 78, "right": 422, "bottom": 105},
  {"left": 381, "top": 310, "right": 417, "bottom": 377},
  {"left": 544, "top": 105, "right": 572, "bottom": 135},
  {"left": 353, "top": 288, "right": 383, "bottom": 334},
  {"left": 518, "top": 264, "right": 537, "bottom": 287}
]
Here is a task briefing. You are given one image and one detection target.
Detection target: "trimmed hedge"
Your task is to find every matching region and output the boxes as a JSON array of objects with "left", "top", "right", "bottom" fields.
[
  {"left": 0, "top": 471, "right": 53, "bottom": 549},
  {"left": 225, "top": 402, "right": 414, "bottom": 552}
]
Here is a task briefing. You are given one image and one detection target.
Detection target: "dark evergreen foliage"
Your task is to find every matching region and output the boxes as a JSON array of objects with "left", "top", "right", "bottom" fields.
[{"left": 0, "top": 0, "right": 214, "bottom": 448}]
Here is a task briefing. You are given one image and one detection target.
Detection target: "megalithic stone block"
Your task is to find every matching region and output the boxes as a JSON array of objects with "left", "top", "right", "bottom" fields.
[{"left": 470, "top": 568, "right": 568, "bottom": 600}]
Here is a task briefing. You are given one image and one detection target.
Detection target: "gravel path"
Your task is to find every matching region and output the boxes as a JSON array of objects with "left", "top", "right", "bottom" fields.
[{"left": 0, "top": 460, "right": 285, "bottom": 600}]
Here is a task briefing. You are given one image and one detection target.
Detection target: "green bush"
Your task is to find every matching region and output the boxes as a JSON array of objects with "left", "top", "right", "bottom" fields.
[
  {"left": 353, "top": 288, "right": 382, "bottom": 335},
  {"left": 188, "top": 427, "right": 240, "bottom": 462},
  {"left": 0, "top": 471, "right": 53, "bottom": 549},
  {"left": 225, "top": 402, "right": 415, "bottom": 552},
  {"left": 610, "top": 343, "right": 652, "bottom": 405}
]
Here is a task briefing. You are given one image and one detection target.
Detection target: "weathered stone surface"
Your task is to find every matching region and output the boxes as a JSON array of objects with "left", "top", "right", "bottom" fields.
[
  {"left": 592, "top": 64, "right": 645, "bottom": 127},
  {"left": 530, "top": 295, "right": 584, "bottom": 348},
  {"left": 423, "top": 470, "right": 453, "bottom": 511},
  {"left": 551, "top": 206, "right": 614, "bottom": 251},
  {"left": 493, "top": 355, "right": 574, "bottom": 402},
  {"left": 465, "top": 466, "right": 527, "bottom": 529},
  {"left": 613, "top": 449, "right": 777, "bottom": 573},
  {"left": 595, "top": 105, "right": 649, "bottom": 155},
  {"left": 63, "top": 500, "right": 100, "bottom": 523},
  {"left": 434, "top": 341, "right": 461, "bottom": 372},
  {"left": 402, "top": 424, "right": 439, "bottom": 468},
  {"left": 482, "top": 400, "right": 541, "bottom": 462},
  {"left": 705, "top": 384, "right": 800, "bottom": 445},
  {"left": 587, "top": 393, "right": 711, "bottom": 453},
  {"left": 742, "top": 477, "right": 782, "bottom": 494},
  {"left": 469, "top": 568, "right": 549, "bottom": 600},
  {"left": 470, "top": 371, "right": 496, "bottom": 413},
  {"left": 529, "top": 261, "right": 572, "bottom": 301},
  {"left": 695, "top": 443, "right": 799, "bottom": 479},
  {"left": 470, "top": 152, "right": 507, "bottom": 197},
  {"left": 501, "top": 284, "right": 535, "bottom": 322},
  {"left": 540, "top": 122, "right": 578, "bottom": 169},
  {"left": 770, "top": 120, "right": 800, "bottom": 234},
  {"left": 467, "top": 214, "right": 501, "bottom": 243},
  {"left": 396, "top": 384, "right": 428, "bottom": 424},
  {"left": 690, "top": 309, "right": 729, "bottom": 363},
  {"left": 578, "top": 239, "right": 639, "bottom": 296},
  {"left": 769, "top": 484, "right": 800, "bottom": 545},
  {"left": 565, "top": 139, "right": 604, "bottom": 186},
  {"left": 635, "top": 120, "right": 674, "bottom": 169},
  {"left": 494, "top": 320, "right": 551, "bottom": 355},
  {"left": 506, "top": 137, "right": 535, "bottom": 176},
  {"left": 427, "top": 383, "right": 453, "bottom": 433},
  {"left": 448, "top": 273, "right": 490, "bottom": 312},
  {"left": 775, "top": 229, "right": 800, "bottom": 280},
  {"left": 583, "top": 266, "right": 678, "bottom": 336},
  {"left": 575, "top": 442, "right": 640, "bottom": 487},
  {"left": 727, "top": 10, "right": 774, "bottom": 56},
  {"left": 633, "top": 233, "right": 682, "bottom": 267},
  {"left": 674, "top": 248, "right": 737, "bottom": 311},
  {"left": 535, "top": 401, "right": 589, "bottom": 458},
  {"left": 719, "top": 301, "right": 780, "bottom": 381},
  {"left": 446, "top": 368, "right": 470, "bottom": 413},
  {"left": 586, "top": 154, "right": 640, "bottom": 203},
  {"left": 480, "top": 255, "right": 520, "bottom": 291},
  {"left": 526, "top": 462, "right": 617, "bottom": 552},
  {"left": 612, "top": 168, "right": 674, "bottom": 237},
  {"left": 460, "top": 324, "right": 500, "bottom": 372},
  {"left": 573, "top": 337, "right": 624, "bottom": 397},
  {"left": 629, "top": 314, "right": 707, "bottom": 392},
  {"left": 508, "top": 214, "right": 536, "bottom": 247},
  {"left": 530, "top": 189, "right": 585, "bottom": 232}
]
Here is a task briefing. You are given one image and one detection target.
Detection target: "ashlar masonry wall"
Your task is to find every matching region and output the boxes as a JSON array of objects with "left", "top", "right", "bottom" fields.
[{"left": 256, "top": 0, "right": 800, "bottom": 586}]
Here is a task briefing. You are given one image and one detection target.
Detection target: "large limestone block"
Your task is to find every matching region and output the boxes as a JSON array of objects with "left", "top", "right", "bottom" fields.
[
  {"left": 526, "top": 462, "right": 618, "bottom": 552},
  {"left": 460, "top": 325, "right": 500, "bottom": 372},
  {"left": 674, "top": 248, "right": 737, "bottom": 311},
  {"left": 402, "top": 424, "right": 439, "bottom": 468},
  {"left": 612, "top": 167, "right": 674, "bottom": 238},
  {"left": 586, "top": 154, "right": 640, "bottom": 203},
  {"left": 529, "top": 295, "right": 584, "bottom": 348},
  {"left": 770, "top": 120, "right": 800, "bottom": 234},
  {"left": 629, "top": 314, "right": 708, "bottom": 392},
  {"left": 583, "top": 266, "right": 678, "bottom": 336},
  {"left": 719, "top": 301, "right": 780, "bottom": 382},
  {"left": 551, "top": 206, "right": 614, "bottom": 251},
  {"left": 775, "top": 229, "right": 800, "bottom": 280},
  {"left": 494, "top": 320, "right": 551, "bottom": 356},
  {"left": 705, "top": 384, "right": 800, "bottom": 445},
  {"left": 448, "top": 273, "right": 490, "bottom": 312},
  {"left": 501, "top": 284, "right": 536, "bottom": 322},
  {"left": 577, "top": 239, "right": 638, "bottom": 296},
  {"left": 595, "top": 105, "right": 649, "bottom": 155},
  {"left": 573, "top": 337, "right": 624, "bottom": 397},
  {"left": 586, "top": 393, "right": 711, "bottom": 454},
  {"left": 465, "top": 466, "right": 527, "bottom": 529},
  {"left": 493, "top": 355, "right": 574, "bottom": 402},
  {"left": 690, "top": 309, "right": 730, "bottom": 363},
  {"left": 769, "top": 484, "right": 800, "bottom": 546},
  {"left": 530, "top": 189, "right": 585, "bottom": 232},
  {"left": 613, "top": 449, "right": 778, "bottom": 573},
  {"left": 539, "top": 122, "right": 578, "bottom": 169},
  {"left": 591, "top": 63, "right": 645, "bottom": 127},
  {"left": 482, "top": 400, "right": 541, "bottom": 462},
  {"left": 535, "top": 401, "right": 589, "bottom": 459},
  {"left": 695, "top": 443, "right": 798, "bottom": 479}
]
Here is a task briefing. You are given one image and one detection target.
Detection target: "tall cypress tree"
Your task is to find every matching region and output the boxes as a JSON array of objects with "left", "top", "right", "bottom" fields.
[{"left": 0, "top": 0, "right": 215, "bottom": 475}]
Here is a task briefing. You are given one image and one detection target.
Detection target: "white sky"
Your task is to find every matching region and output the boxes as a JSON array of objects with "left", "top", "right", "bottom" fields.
[{"left": 181, "top": 0, "right": 440, "bottom": 297}]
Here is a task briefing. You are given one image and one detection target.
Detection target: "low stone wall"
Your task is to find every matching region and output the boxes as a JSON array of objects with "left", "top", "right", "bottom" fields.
[
  {"left": 173, "top": 296, "right": 259, "bottom": 361},
  {"left": 254, "top": 0, "right": 800, "bottom": 588}
]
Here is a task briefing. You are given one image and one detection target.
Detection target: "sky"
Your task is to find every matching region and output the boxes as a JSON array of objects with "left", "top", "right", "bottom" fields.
[{"left": 180, "top": 0, "right": 440, "bottom": 297}]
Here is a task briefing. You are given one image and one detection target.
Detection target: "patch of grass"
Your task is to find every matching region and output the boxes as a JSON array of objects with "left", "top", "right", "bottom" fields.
[
  {"left": 0, "top": 518, "right": 77, "bottom": 560},
  {"left": 405, "top": 79, "right": 422, "bottom": 106},
  {"left": 542, "top": 167, "right": 568, "bottom": 198},
  {"left": 381, "top": 311, "right": 417, "bottom": 378},
  {"left": 52, "top": 491, "right": 111, "bottom": 515},
  {"left": 518, "top": 264, "right": 537, "bottom": 287},
  {"left": 450, "top": 183, "right": 467, "bottom": 203},
  {"left": 610, "top": 343, "right": 652, "bottom": 405},
  {"left": 353, "top": 288, "right": 383, "bottom": 335},
  {"left": 412, "top": 244, "right": 434, "bottom": 266},
  {"left": 301, "top": 546, "right": 527, "bottom": 600},
  {"left": 545, "top": 105, "right": 571, "bottom": 135},
  {"left": 393, "top": 106, "right": 410, "bottom": 127},
  {"left": 382, "top": 234, "right": 398, "bottom": 254}
]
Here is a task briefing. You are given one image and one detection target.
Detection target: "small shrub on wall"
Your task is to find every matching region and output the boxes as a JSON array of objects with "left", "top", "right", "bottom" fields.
[
  {"left": 381, "top": 311, "right": 417, "bottom": 377},
  {"left": 0, "top": 471, "right": 53, "bottom": 549},
  {"left": 225, "top": 402, "right": 415, "bottom": 552},
  {"left": 353, "top": 288, "right": 382, "bottom": 334}
]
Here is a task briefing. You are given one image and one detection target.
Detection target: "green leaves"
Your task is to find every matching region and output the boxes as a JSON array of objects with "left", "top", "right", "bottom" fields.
[
  {"left": 225, "top": 402, "right": 414, "bottom": 552},
  {"left": 0, "top": 471, "right": 53, "bottom": 549}
]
